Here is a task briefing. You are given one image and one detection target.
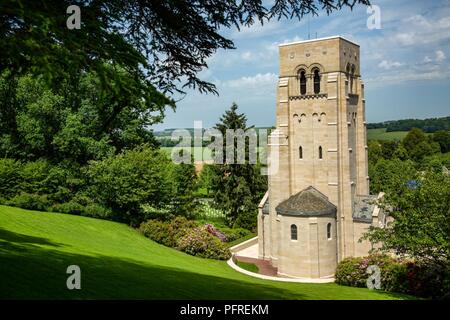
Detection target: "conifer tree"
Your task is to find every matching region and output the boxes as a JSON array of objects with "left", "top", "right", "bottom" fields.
[
  {"left": 211, "top": 103, "right": 266, "bottom": 229},
  {"left": 172, "top": 153, "right": 198, "bottom": 218}
]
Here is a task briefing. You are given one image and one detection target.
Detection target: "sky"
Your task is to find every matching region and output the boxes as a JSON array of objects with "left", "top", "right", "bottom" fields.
[{"left": 156, "top": 0, "right": 450, "bottom": 130}]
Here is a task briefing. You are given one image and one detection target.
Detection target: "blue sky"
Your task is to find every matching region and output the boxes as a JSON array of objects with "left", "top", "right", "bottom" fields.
[{"left": 156, "top": 0, "right": 450, "bottom": 130}]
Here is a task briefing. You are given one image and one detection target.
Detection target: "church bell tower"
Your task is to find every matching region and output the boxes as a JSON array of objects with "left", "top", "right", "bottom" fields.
[{"left": 258, "top": 36, "right": 377, "bottom": 279}]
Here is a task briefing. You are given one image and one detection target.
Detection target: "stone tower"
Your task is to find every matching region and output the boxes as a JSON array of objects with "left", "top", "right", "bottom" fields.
[{"left": 258, "top": 36, "right": 381, "bottom": 279}]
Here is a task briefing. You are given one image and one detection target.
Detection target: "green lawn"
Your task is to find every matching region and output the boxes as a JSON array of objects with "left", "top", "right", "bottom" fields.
[
  {"left": 236, "top": 261, "right": 259, "bottom": 274},
  {"left": 0, "top": 205, "right": 413, "bottom": 299}
]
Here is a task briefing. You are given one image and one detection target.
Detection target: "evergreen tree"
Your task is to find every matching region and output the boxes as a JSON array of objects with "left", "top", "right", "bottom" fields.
[
  {"left": 198, "top": 164, "right": 215, "bottom": 196},
  {"left": 210, "top": 103, "right": 267, "bottom": 230},
  {"left": 171, "top": 153, "right": 198, "bottom": 218}
]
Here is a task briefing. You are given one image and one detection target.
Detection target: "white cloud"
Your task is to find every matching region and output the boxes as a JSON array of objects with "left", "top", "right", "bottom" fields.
[
  {"left": 436, "top": 50, "right": 446, "bottom": 62},
  {"left": 423, "top": 50, "right": 446, "bottom": 64},
  {"left": 224, "top": 73, "right": 278, "bottom": 89},
  {"left": 390, "top": 15, "right": 450, "bottom": 46},
  {"left": 423, "top": 56, "right": 433, "bottom": 63},
  {"left": 378, "top": 60, "right": 403, "bottom": 70},
  {"left": 241, "top": 51, "right": 253, "bottom": 61}
]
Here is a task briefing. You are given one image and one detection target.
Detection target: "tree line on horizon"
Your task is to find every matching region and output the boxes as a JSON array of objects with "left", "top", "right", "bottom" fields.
[{"left": 367, "top": 116, "right": 450, "bottom": 133}]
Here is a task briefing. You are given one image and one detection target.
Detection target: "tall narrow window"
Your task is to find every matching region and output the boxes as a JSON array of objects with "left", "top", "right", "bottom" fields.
[
  {"left": 299, "top": 146, "right": 303, "bottom": 159},
  {"left": 350, "top": 65, "right": 355, "bottom": 93},
  {"left": 299, "top": 70, "right": 307, "bottom": 95},
  {"left": 313, "top": 69, "right": 320, "bottom": 94},
  {"left": 319, "top": 146, "right": 323, "bottom": 159},
  {"left": 290, "top": 224, "right": 297, "bottom": 240},
  {"left": 327, "top": 223, "right": 332, "bottom": 240}
]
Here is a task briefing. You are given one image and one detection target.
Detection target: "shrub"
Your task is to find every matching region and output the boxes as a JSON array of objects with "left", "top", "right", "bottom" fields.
[
  {"left": 176, "top": 226, "right": 231, "bottom": 260},
  {"left": 6, "top": 192, "right": 50, "bottom": 211},
  {"left": 204, "top": 224, "right": 228, "bottom": 242},
  {"left": 167, "top": 216, "right": 198, "bottom": 246},
  {"left": 219, "top": 227, "right": 251, "bottom": 242},
  {"left": 334, "top": 257, "right": 366, "bottom": 287},
  {"left": 0, "top": 158, "right": 22, "bottom": 198},
  {"left": 50, "top": 201, "right": 85, "bottom": 215},
  {"left": 139, "top": 217, "right": 231, "bottom": 260},
  {"left": 335, "top": 254, "right": 450, "bottom": 299},
  {"left": 82, "top": 203, "right": 112, "bottom": 219},
  {"left": 405, "top": 262, "right": 450, "bottom": 299},
  {"left": 139, "top": 219, "right": 172, "bottom": 246}
]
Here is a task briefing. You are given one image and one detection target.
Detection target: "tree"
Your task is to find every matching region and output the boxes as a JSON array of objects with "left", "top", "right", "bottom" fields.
[
  {"left": 0, "top": 68, "right": 172, "bottom": 163},
  {"left": 403, "top": 128, "right": 428, "bottom": 154},
  {"left": 392, "top": 143, "right": 409, "bottom": 161},
  {"left": 369, "top": 158, "right": 416, "bottom": 194},
  {"left": 363, "top": 171, "right": 450, "bottom": 268},
  {"left": 1, "top": 0, "right": 370, "bottom": 95},
  {"left": 171, "top": 158, "right": 198, "bottom": 218},
  {"left": 87, "top": 146, "right": 173, "bottom": 226},
  {"left": 433, "top": 130, "right": 450, "bottom": 153},
  {"left": 210, "top": 103, "right": 267, "bottom": 229},
  {"left": 380, "top": 140, "right": 399, "bottom": 160},
  {"left": 367, "top": 140, "right": 382, "bottom": 165},
  {"left": 403, "top": 128, "right": 439, "bottom": 162},
  {"left": 198, "top": 164, "right": 216, "bottom": 196}
]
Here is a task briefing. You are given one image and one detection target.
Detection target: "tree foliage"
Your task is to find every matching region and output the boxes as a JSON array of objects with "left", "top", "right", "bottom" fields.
[
  {"left": 1, "top": 0, "right": 370, "bottom": 94},
  {"left": 210, "top": 103, "right": 267, "bottom": 229},
  {"left": 171, "top": 159, "right": 198, "bottom": 217},
  {"left": 367, "top": 116, "right": 450, "bottom": 133},
  {"left": 87, "top": 146, "right": 173, "bottom": 226},
  {"left": 0, "top": 68, "right": 172, "bottom": 162},
  {"left": 364, "top": 171, "right": 450, "bottom": 268},
  {"left": 402, "top": 128, "right": 440, "bottom": 162}
]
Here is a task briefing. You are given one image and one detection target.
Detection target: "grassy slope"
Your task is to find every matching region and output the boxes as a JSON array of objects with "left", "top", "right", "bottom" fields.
[{"left": 0, "top": 205, "right": 412, "bottom": 300}]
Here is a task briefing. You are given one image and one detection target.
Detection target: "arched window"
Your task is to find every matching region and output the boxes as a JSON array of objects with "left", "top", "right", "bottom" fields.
[
  {"left": 327, "top": 223, "right": 332, "bottom": 240},
  {"left": 299, "top": 70, "right": 307, "bottom": 95},
  {"left": 290, "top": 224, "right": 298, "bottom": 240},
  {"left": 299, "top": 146, "right": 303, "bottom": 159},
  {"left": 319, "top": 146, "right": 323, "bottom": 159},
  {"left": 313, "top": 68, "right": 320, "bottom": 94}
]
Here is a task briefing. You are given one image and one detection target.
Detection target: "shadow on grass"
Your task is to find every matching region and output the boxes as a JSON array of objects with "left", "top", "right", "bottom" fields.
[
  {"left": 0, "top": 228, "right": 304, "bottom": 299},
  {"left": 0, "top": 228, "right": 414, "bottom": 300},
  {"left": 0, "top": 228, "right": 63, "bottom": 247}
]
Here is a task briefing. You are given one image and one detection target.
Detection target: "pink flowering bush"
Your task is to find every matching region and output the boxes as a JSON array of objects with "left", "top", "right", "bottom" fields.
[
  {"left": 335, "top": 254, "right": 405, "bottom": 289},
  {"left": 176, "top": 226, "right": 231, "bottom": 260},
  {"left": 139, "top": 217, "right": 231, "bottom": 260},
  {"left": 204, "top": 224, "right": 228, "bottom": 242}
]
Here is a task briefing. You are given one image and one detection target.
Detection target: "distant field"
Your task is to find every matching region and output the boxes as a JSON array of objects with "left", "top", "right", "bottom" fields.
[
  {"left": 161, "top": 146, "right": 212, "bottom": 161},
  {"left": 367, "top": 128, "right": 409, "bottom": 141},
  {"left": 160, "top": 129, "right": 426, "bottom": 155},
  {"left": 161, "top": 146, "right": 266, "bottom": 162}
]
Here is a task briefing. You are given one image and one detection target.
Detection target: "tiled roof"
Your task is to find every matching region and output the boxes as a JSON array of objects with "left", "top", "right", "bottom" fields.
[
  {"left": 353, "top": 195, "right": 377, "bottom": 223},
  {"left": 275, "top": 186, "right": 337, "bottom": 217}
]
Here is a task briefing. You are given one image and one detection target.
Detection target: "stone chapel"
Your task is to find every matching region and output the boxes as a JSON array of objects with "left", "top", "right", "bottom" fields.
[{"left": 257, "top": 36, "right": 385, "bottom": 279}]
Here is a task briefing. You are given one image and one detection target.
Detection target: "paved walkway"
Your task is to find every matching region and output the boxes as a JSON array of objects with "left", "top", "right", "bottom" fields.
[
  {"left": 234, "top": 255, "right": 278, "bottom": 276},
  {"left": 229, "top": 240, "right": 335, "bottom": 283}
]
